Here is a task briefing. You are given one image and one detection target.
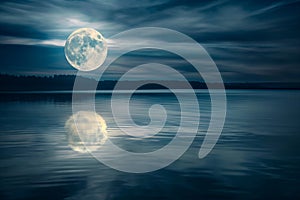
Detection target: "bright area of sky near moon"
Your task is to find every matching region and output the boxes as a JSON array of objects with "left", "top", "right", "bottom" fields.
[{"left": 64, "top": 28, "right": 107, "bottom": 71}]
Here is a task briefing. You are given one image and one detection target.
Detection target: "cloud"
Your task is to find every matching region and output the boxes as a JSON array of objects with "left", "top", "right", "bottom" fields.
[
  {"left": 248, "top": 0, "right": 300, "bottom": 17},
  {"left": 0, "top": 0, "right": 124, "bottom": 39},
  {"left": 0, "top": 36, "right": 65, "bottom": 47}
]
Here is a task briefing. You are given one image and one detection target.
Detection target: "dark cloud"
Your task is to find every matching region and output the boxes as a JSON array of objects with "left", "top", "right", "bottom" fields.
[{"left": 0, "top": 0, "right": 299, "bottom": 82}]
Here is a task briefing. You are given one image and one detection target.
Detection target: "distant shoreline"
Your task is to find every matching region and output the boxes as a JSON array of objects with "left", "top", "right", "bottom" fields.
[
  {"left": 1, "top": 88, "right": 300, "bottom": 94},
  {"left": 1, "top": 74, "right": 300, "bottom": 91}
]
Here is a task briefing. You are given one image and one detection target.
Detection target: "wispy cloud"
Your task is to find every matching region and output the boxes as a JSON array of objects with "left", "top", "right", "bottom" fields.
[
  {"left": 0, "top": 0, "right": 123, "bottom": 39},
  {"left": 0, "top": 36, "right": 65, "bottom": 47}
]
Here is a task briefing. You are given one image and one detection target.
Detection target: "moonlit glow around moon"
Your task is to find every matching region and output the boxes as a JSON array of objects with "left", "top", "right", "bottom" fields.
[
  {"left": 64, "top": 28, "right": 107, "bottom": 71},
  {"left": 65, "top": 111, "right": 108, "bottom": 153}
]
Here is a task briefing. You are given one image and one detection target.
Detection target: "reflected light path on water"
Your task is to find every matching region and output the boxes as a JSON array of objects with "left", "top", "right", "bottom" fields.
[{"left": 65, "top": 111, "right": 108, "bottom": 153}]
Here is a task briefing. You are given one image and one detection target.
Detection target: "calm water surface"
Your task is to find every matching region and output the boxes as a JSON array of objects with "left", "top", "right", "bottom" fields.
[{"left": 0, "top": 90, "right": 300, "bottom": 200}]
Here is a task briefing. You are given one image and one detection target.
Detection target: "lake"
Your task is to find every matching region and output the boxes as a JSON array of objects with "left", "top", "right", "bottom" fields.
[{"left": 0, "top": 90, "right": 300, "bottom": 200}]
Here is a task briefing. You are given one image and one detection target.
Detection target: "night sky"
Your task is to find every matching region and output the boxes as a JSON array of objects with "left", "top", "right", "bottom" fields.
[{"left": 0, "top": 0, "right": 299, "bottom": 82}]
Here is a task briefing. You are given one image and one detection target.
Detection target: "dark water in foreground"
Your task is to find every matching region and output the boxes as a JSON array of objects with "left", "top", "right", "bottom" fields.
[{"left": 0, "top": 90, "right": 300, "bottom": 200}]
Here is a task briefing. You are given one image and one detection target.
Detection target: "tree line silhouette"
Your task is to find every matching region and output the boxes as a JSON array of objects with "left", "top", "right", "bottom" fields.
[{"left": 0, "top": 74, "right": 299, "bottom": 91}]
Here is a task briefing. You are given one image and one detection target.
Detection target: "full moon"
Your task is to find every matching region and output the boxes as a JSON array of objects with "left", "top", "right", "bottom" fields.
[{"left": 64, "top": 28, "right": 107, "bottom": 71}]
